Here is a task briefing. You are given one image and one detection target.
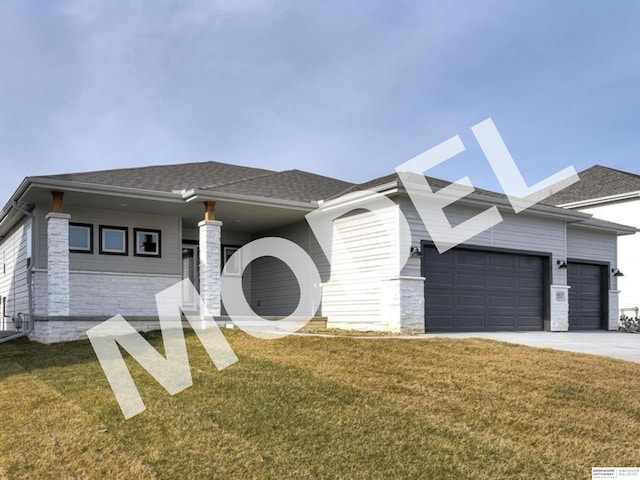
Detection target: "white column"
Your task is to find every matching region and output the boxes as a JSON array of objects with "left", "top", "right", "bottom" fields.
[
  {"left": 46, "top": 212, "right": 71, "bottom": 316},
  {"left": 199, "top": 220, "right": 222, "bottom": 316},
  {"left": 549, "top": 285, "right": 570, "bottom": 331},
  {"left": 608, "top": 290, "right": 621, "bottom": 330}
]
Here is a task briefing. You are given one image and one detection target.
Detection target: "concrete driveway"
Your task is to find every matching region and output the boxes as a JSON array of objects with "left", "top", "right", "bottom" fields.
[{"left": 426, "top": 331, "right": 640, "bottom": 364}]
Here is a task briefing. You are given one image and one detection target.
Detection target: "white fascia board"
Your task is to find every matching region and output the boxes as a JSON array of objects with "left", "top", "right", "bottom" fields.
[
  {"left": 184, "top": 189, "right": 317, "bottom": 212},
  {"left": 318, "top": 184, "right": 400, "bottom": 211},
  {"left": 558, "top": 191, "right": 640, "bottom": 209},
  {"left": 567, "top": 219, "right": 638, "bottom": 236},
  {"left": 26, "top": 178, "right": 185, "bottom": 203}
]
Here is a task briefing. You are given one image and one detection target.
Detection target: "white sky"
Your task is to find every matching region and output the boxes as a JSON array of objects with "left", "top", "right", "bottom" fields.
[{"left": 1, "top": 0, "right": 639, "bottom": 203}]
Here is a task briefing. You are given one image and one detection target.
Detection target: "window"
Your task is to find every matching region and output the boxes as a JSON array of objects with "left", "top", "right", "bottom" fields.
[
  {"left": 222, "top": 246, "right": 241, "bottom": 276},
  {"left": 69, "top": 223, "right": 93, "bottom": 253},
  {"left": 99, "top": 226, "right": 128, "bottom": 255},
  {"left": 134, "top": 229, "right": 161, "bottom": 257}
]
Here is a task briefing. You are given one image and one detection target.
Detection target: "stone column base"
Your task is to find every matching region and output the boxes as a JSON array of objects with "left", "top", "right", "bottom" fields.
[{"left": 380, "top": 276, "right": 425, "bottom": 333}]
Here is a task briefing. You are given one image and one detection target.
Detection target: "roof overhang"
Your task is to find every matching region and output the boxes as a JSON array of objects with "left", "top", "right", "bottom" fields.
[
  {"left": 557, "top": 190, "right": 640, "bottom": 209},
  {"left": 0, "top": 177, "right": 321, "bottom": 238},
  {"left": 566, "top": 217, "right": 638, "bottom": 236},
  {"left": 328, "top": 177, "right": 637, "bottom": 236},
  {"left": 356, "top": 178, "right": 595, "bottom": 222}
]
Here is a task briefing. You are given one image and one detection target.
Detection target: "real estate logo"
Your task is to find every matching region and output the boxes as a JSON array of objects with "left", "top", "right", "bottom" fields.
[{"left": 87, "top": 117, "right": 579, "bottom": 419}]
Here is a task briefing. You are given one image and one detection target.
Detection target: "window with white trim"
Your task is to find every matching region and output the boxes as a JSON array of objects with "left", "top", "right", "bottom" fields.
[
  {"left": 134, "top": 229, "right": 161, "bottom": 257},
  {"left": 99, "top": 226, "right": 128, "bottom": 255},
  {"left": 69, "top": 223, "right": 93, "bottom": 253}
]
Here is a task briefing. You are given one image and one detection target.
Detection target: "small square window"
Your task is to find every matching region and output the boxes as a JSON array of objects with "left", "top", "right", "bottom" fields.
[
  {"left": 69, "top": 223, "right": 93, "bottom": 253},
  {"left": 99, "top": 226, "right": 128, "bottom": 255},
  {"left": 134, "top": 229, "right": 161, "bottom": 257}
]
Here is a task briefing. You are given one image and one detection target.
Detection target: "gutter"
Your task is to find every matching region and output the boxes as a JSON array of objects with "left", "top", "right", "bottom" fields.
[
  {"left": 183, "top": 188, "right": 318, "bottom": 211},
  {"left": 26, "top": 178, "right": 185, "bottom": 203}
]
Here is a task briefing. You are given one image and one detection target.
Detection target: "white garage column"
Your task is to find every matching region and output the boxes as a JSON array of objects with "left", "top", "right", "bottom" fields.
[
  {"left": 549, "top": 285, "right": 570, "bottom": 331},
  {"left": 608, "top": 290, "right": 620, "bottom": 330},
  {"left": 46, "top": 212, "right": 71, "bottom": 316},
  {"left": 199, "top": 219, "right": 222, "bottom": 317},
  {"left": 381, "top": 276, "right": 425, "bottom": 333}
]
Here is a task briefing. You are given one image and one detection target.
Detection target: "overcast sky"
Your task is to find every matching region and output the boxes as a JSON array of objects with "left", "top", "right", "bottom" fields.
[{"left": 1, "top": 0, "right": 639, "bottom": 203}]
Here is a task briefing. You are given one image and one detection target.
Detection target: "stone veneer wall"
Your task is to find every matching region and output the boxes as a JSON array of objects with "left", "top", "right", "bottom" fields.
[{"left": 29, "top": 270, "right": 181, "bottom": 343}]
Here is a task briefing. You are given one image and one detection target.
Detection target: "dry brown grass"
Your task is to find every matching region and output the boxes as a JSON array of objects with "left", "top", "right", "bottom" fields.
[{"left": 1, "top": 329, "right": 639, "bottom": 479}]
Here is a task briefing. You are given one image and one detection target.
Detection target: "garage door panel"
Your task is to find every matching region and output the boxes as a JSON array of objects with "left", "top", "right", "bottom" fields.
[
  {"left": 489, "top": 315, "right": 517, "bottom": 328},
  {"left": 458, "top": 294, "right": 486, "bottom": 306},
  {"left": 428, "top": 294, "right": 453, "bottom": 306},
  {"left": 429, "top": 318, "right": 455, "bottom": 330},
  {"left": 518, "top": 316, "right": 543, "bottom": 329},
  {"left": 580, "top": 285, "right": 601, "bottom": 295},
  {"left": 518, "top": 277, "right": 541, "bottom": 289},
  {"left": 458, "top": 315, "right": 486, "bottom": 329},
  {"left": 488, "top": 274, "right": 514, "bottom": 289},
  {"left": 427, "top": 272, "right": 454, "bottom": 286},
  {"left": 518, "top": 295, "right": 541, "bottom": 308},
  {"left": 488, "top": 254, "right": 515, "bottom": 268},
  {"left": 425, "top": 249, "right": 453, "bottom": 265},
  {"left": 457, "top": 274, "right": 485, "bottom": 287},
  {"left": 458, "top": 251, "right": 485, "bottom": 266},
  {"left": 518, "top": 256, "right": 543, "bottom": 269},
  {"left": 489, "top": 295, "right": 515, "bottom": 307},
  {"left": 424, "top": 246, "right": 544, "bottom": 332}
]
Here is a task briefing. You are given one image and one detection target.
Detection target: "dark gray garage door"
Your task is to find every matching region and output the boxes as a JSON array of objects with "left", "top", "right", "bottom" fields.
[
  {"left": 423, "top": 246, "right": 545, "bottom": 331},
  {"left": 567, "top": 262, "right": 604, "bottom": 330}
]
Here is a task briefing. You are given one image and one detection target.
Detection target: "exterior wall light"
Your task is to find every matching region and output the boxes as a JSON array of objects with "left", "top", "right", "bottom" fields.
[
  {"left": 612, "top": 268, "right": 624, "bottom": 277},
  {"left": 410, "top": 246, "right": 423, "bottom": 258},
  {"left": 556, "top": 260, "right": 568, "bottom": 269}
]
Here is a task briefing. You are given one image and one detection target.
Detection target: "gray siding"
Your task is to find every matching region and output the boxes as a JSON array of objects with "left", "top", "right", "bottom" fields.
[
  {"left": 245, "top": 221, "right": 325, "bottom": 318},
  {"left": 0, "top": 217, "right": 32, "bottom": 327},
  {"left": 567, "top": 226, "right": 618, "bottom": 291},
  {"left": 400, "top": 195, "right": 567, "bottom": 284},
  {"left": 36, "top": 206, "right": 181, "bottom": 276}
]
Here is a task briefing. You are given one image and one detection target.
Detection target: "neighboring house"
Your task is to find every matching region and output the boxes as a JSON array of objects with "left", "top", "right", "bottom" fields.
[
  {"left": 0, "top": 161, "right": 635, "bottom": 343},
  {"left": 547, "top": 165, "right": 640, "bottom": 317}
]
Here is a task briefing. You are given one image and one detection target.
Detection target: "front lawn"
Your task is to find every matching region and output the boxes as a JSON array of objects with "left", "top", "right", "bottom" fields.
[{"left": 1, "top": 330, "right": 639, "bottom": 479}]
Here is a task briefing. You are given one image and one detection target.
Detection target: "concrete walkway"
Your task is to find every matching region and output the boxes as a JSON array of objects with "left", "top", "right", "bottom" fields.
[{"left": 426, "top": 331, "right": 640, "bottom": 364}]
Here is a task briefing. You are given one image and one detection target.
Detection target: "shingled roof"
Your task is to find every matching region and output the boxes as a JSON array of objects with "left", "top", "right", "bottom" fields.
[
  {"left": 35, "top": 161, "right": 354, "bottom": 204},
  {"left": 37, "top": 161, "right": 276, "bottom": 193},
  {"left": 545, "top": 165, "right": 640, "bottom": 206},
  {"left": 334, "top": 172, "right": 512, "bottom": 204},
  {"left": 200, "top": 169, "right": 354, "bottom": 202}
]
